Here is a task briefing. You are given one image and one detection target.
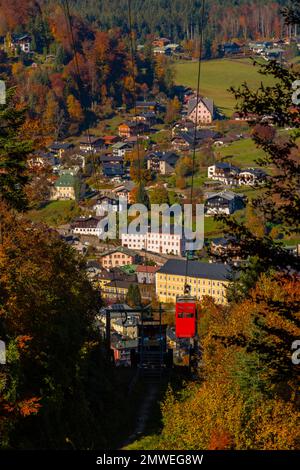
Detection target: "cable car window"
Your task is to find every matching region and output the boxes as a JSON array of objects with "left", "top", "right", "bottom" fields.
[
  {"left": 178, "top": 313, "right": 184, "bottom": 318},
  {"left": 185, "top": 313, "right": 194, "bottom": 318}
]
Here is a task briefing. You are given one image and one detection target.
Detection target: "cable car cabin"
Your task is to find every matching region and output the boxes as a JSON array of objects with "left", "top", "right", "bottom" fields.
[{"left": 175, "top": 296, "right": 197, "bottom": 338}]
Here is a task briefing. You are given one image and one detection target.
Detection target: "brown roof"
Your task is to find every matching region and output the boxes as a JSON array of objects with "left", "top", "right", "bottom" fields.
[
  {"left": 136, "top": 265, "right": 159, "bottom": 273},
  {"left": 72, "top": 217, "right": 101, "bottom": 229}
]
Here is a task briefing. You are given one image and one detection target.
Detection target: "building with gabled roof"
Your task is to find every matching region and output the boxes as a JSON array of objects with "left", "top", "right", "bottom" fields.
[
  {"left": 145, "top": 151, "right": 179, "bottom": 175},
  {"left": 50, "top": 173, "right": 81, "bottom": 201},
  {"left": 71, "top": 216, "right": 105, "bottom": 237},
  {"left": 99, "top": 246, "right": 140, "bottom": 269},
  {"left": 187, "top": 96, "right": 214, "bottom": 124},
  {"left": 205, "top": 190, "right": 245, "bottom": 215}
]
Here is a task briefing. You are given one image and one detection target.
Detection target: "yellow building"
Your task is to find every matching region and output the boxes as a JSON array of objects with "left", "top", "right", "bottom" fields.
[
  {"left": 156, "top": 259, "right": 231, "bottom": 305},
  {"left": 50, "top": 173, "right": 77, "bottom": 201},
  {"left": 101, "top": 280, "right": 130, "bottom": 302}
]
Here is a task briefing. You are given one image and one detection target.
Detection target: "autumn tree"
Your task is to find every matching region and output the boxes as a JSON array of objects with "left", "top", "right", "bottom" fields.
[
  {"left": 126, "top": 284, "right": 142, "bottom": 308},
  {"left": 165, "top": 96, "right": 181, "bottom": 124}
]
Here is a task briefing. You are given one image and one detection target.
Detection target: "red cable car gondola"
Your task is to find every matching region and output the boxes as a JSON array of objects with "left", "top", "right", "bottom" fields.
[{"left": 175, "top": 295, "right": 197, "bottom": 339}]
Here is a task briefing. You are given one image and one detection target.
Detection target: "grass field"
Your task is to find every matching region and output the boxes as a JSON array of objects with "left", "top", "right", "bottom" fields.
[
  {"left": 173, "top": 58, "right": 276, "bottom": 116},
  {"left": 28, "top": 200, "right": 81, "bottom": 226},
  {"left": 214, "top": 137, "right": 266, "bottom": 167}
]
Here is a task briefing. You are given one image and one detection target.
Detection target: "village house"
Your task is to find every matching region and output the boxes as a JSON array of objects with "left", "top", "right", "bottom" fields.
[
  {"left": 208, "top": 163, "right": 267, "bottom": 186},
  {"left": 221, "top": 42, "right": 241, "bottom": 56},
  {"left": 50, "top": 173, "right": 81, "bottom": 201},
  {"left": 232, "top": 111, "right": 258, "bottom": 122},
  {"left": 71, "top": 216, "right": 105, "bottom": 238},
  {"left": 136, "top": 265, "right": 159, "bottom": 284},
  {"left": 165, "top": 43, "right": 181, "bottom": 55},
  {"left": 152, "top": 37, "right": 170, "bottom": 48},
  {"left": 102, "top": 135, "right": 120, "bottom": 147},
  {"left": 102, "top": 162, "right": 125, "bottom": 178},
  {"left": 145, "top": 151, "right": 179, "bottom": 175},
  {"left": 209, "top": 237, "right": 241, "bottom": 264},
  {"left": 205, "top": 190, "right": 245, "bottom": 215},
  {"left": 8, "top": 33, "right": 32, "bottom": 53},
  {"left": 96, "top": 269, "right": 137, "bottom": 293},
  {"left": 99, "top": 246, "right": 139, "bottom": 269},
  {"left": 172, "top": 129, "right": 219, "bottom": 151},
  {"left": 93, "top": 195, "right": 122, "bottom": 216},
  {"left": 111, "top": 316, "right": 138, "bottom": 340},
  {"left": 118, "top": 121, "right": 149, "bottom": 138},
  {"left": 79, "top": 136, "right": 104, "bottom": 153},
  {"left": 99, "top": 154, "right": 124, "bottom": 165},
  {"left": 122, "top": 226, "right": 185, "bottom": 256},
  {"left": 156, "top": 259, "right": 231, "bottom": 305},
  {"left": 154, "top": 46, "right": 169, "bottom": 55},
  {"left": 112, "top": 142, "right": 133, "bottom": 158},
  {"left": 172, "top": 119, "right": 195, "bottom": 137},
  {"left": 101, "top": 280, "right": 132, "bottom": 302},
  {"left": 238, "top": 168, "right": 267, "bottom": 186},
  {"left": 207, "top": 162, "right": 240, "bottom": 185},
  {"left": 28, "top": 151, "right": 59, "bottom": 169},
  {"left": 48, "top": 142, "right": 74, "bottom": 159},
  {"left": 133, "top": 111, "right": 157, "bottom": 126},
  {"left": 187, "top": 97, "right": 214, "bottom": 124},
  {"left": 136, "top": 101, "right": 158, "bottom": 113},
  {"left": 112, "top": 181, "right": 135, "bottom": 203}
]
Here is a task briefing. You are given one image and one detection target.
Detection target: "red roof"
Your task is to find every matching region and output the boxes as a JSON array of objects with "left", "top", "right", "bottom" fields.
[{"left": 136, "top": 265, "right": 159, "bottom": 273}]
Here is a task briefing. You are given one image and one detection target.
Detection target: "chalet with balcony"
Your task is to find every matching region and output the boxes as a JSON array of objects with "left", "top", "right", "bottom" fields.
[
  {"left": 79, "top": 136, "right": 104, "bottom": 153},
  {"left": 207, "top": 162, "right": 240, "bottom": 185},
  {"left": 146, "top": 151, "right": 179, "bottom": 175},
  {"left": 205, "top": 190, "right": 245, "bottom": 215}
]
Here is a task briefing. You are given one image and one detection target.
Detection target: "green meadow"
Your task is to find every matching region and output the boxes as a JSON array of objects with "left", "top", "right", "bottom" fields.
[
  {"left": 28, "top": 200, "right": 81, "bottom": 226},
  {"left": 214, "top": 137, "right": 267, "bottom": 167},
  {"left": 173, "top": 58, "right": 276, "bottom": 116}
]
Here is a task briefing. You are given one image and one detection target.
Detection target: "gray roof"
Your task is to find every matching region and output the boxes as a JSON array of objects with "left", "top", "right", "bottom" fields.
[
  {"left": 112, "top": 142, "right": 132, "bottom": 150},
  {"left": 146, "top": 151, "right": 179, "bottom": 165},
  {"left": 114, "top": 181, "right": 135, "bottom": 192},
  {"left": 49, "top": 142, "right": 73, "bottom": 151},
  {"left": 215, "top": 162, "right": 240, "bottom": 172},
  {"left": 188, "top": 97, "right": 214, "bottom": 116},
  {"left": 239, "top": 168, "right": 267, "bottom": 177},
  {"left": 174, "top": 129, "right": 219, "bottom": 146},
  {"left": 158, "top": 259, "right": 232, "bottom": 281},
  {"left": 100, "top": 246, "right": 138, "bottom": 258},
  {"left": 206, "top": 190, "right": 243, "bottom": 201}
]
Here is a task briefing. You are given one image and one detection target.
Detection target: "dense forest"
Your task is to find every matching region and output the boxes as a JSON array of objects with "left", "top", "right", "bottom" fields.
[
  {"left": 58, "top": 0, "right": 290, "bottom": 42},
  {"left": 0, "top": 1, "right": 292, "bottom": 44}
]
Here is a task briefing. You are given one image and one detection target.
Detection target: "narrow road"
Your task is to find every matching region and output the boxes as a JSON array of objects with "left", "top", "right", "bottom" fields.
[{"left": 122, "top": 384, "right": 159, "bottom": 447}]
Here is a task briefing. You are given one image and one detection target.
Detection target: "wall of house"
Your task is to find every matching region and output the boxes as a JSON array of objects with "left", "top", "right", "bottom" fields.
[
  {"left": 50, "top": 186, "right": 76, "bottom": 200},
  {"left": 189, "top": 102, "right": 212, "bottom": 124},
  {"left": 101, "top": 252, "right": 134, "bottom": 268},
  {"left": 156, "top": 272, "right": 228, "bottom": 304}
]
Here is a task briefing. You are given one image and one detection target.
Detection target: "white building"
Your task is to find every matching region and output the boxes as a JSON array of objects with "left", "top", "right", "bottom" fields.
[
  {"left": 187, "top": 97, "right": 214, "bottom": 124},
  {"left": 72, "top": 216, "right": 105, "bottom": 238},
  {"left": 121, "top": 229, "right": 184, "bottom": 256},
  {"left": 207, "top": 162, "right": 240, "bottom": 185}
]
